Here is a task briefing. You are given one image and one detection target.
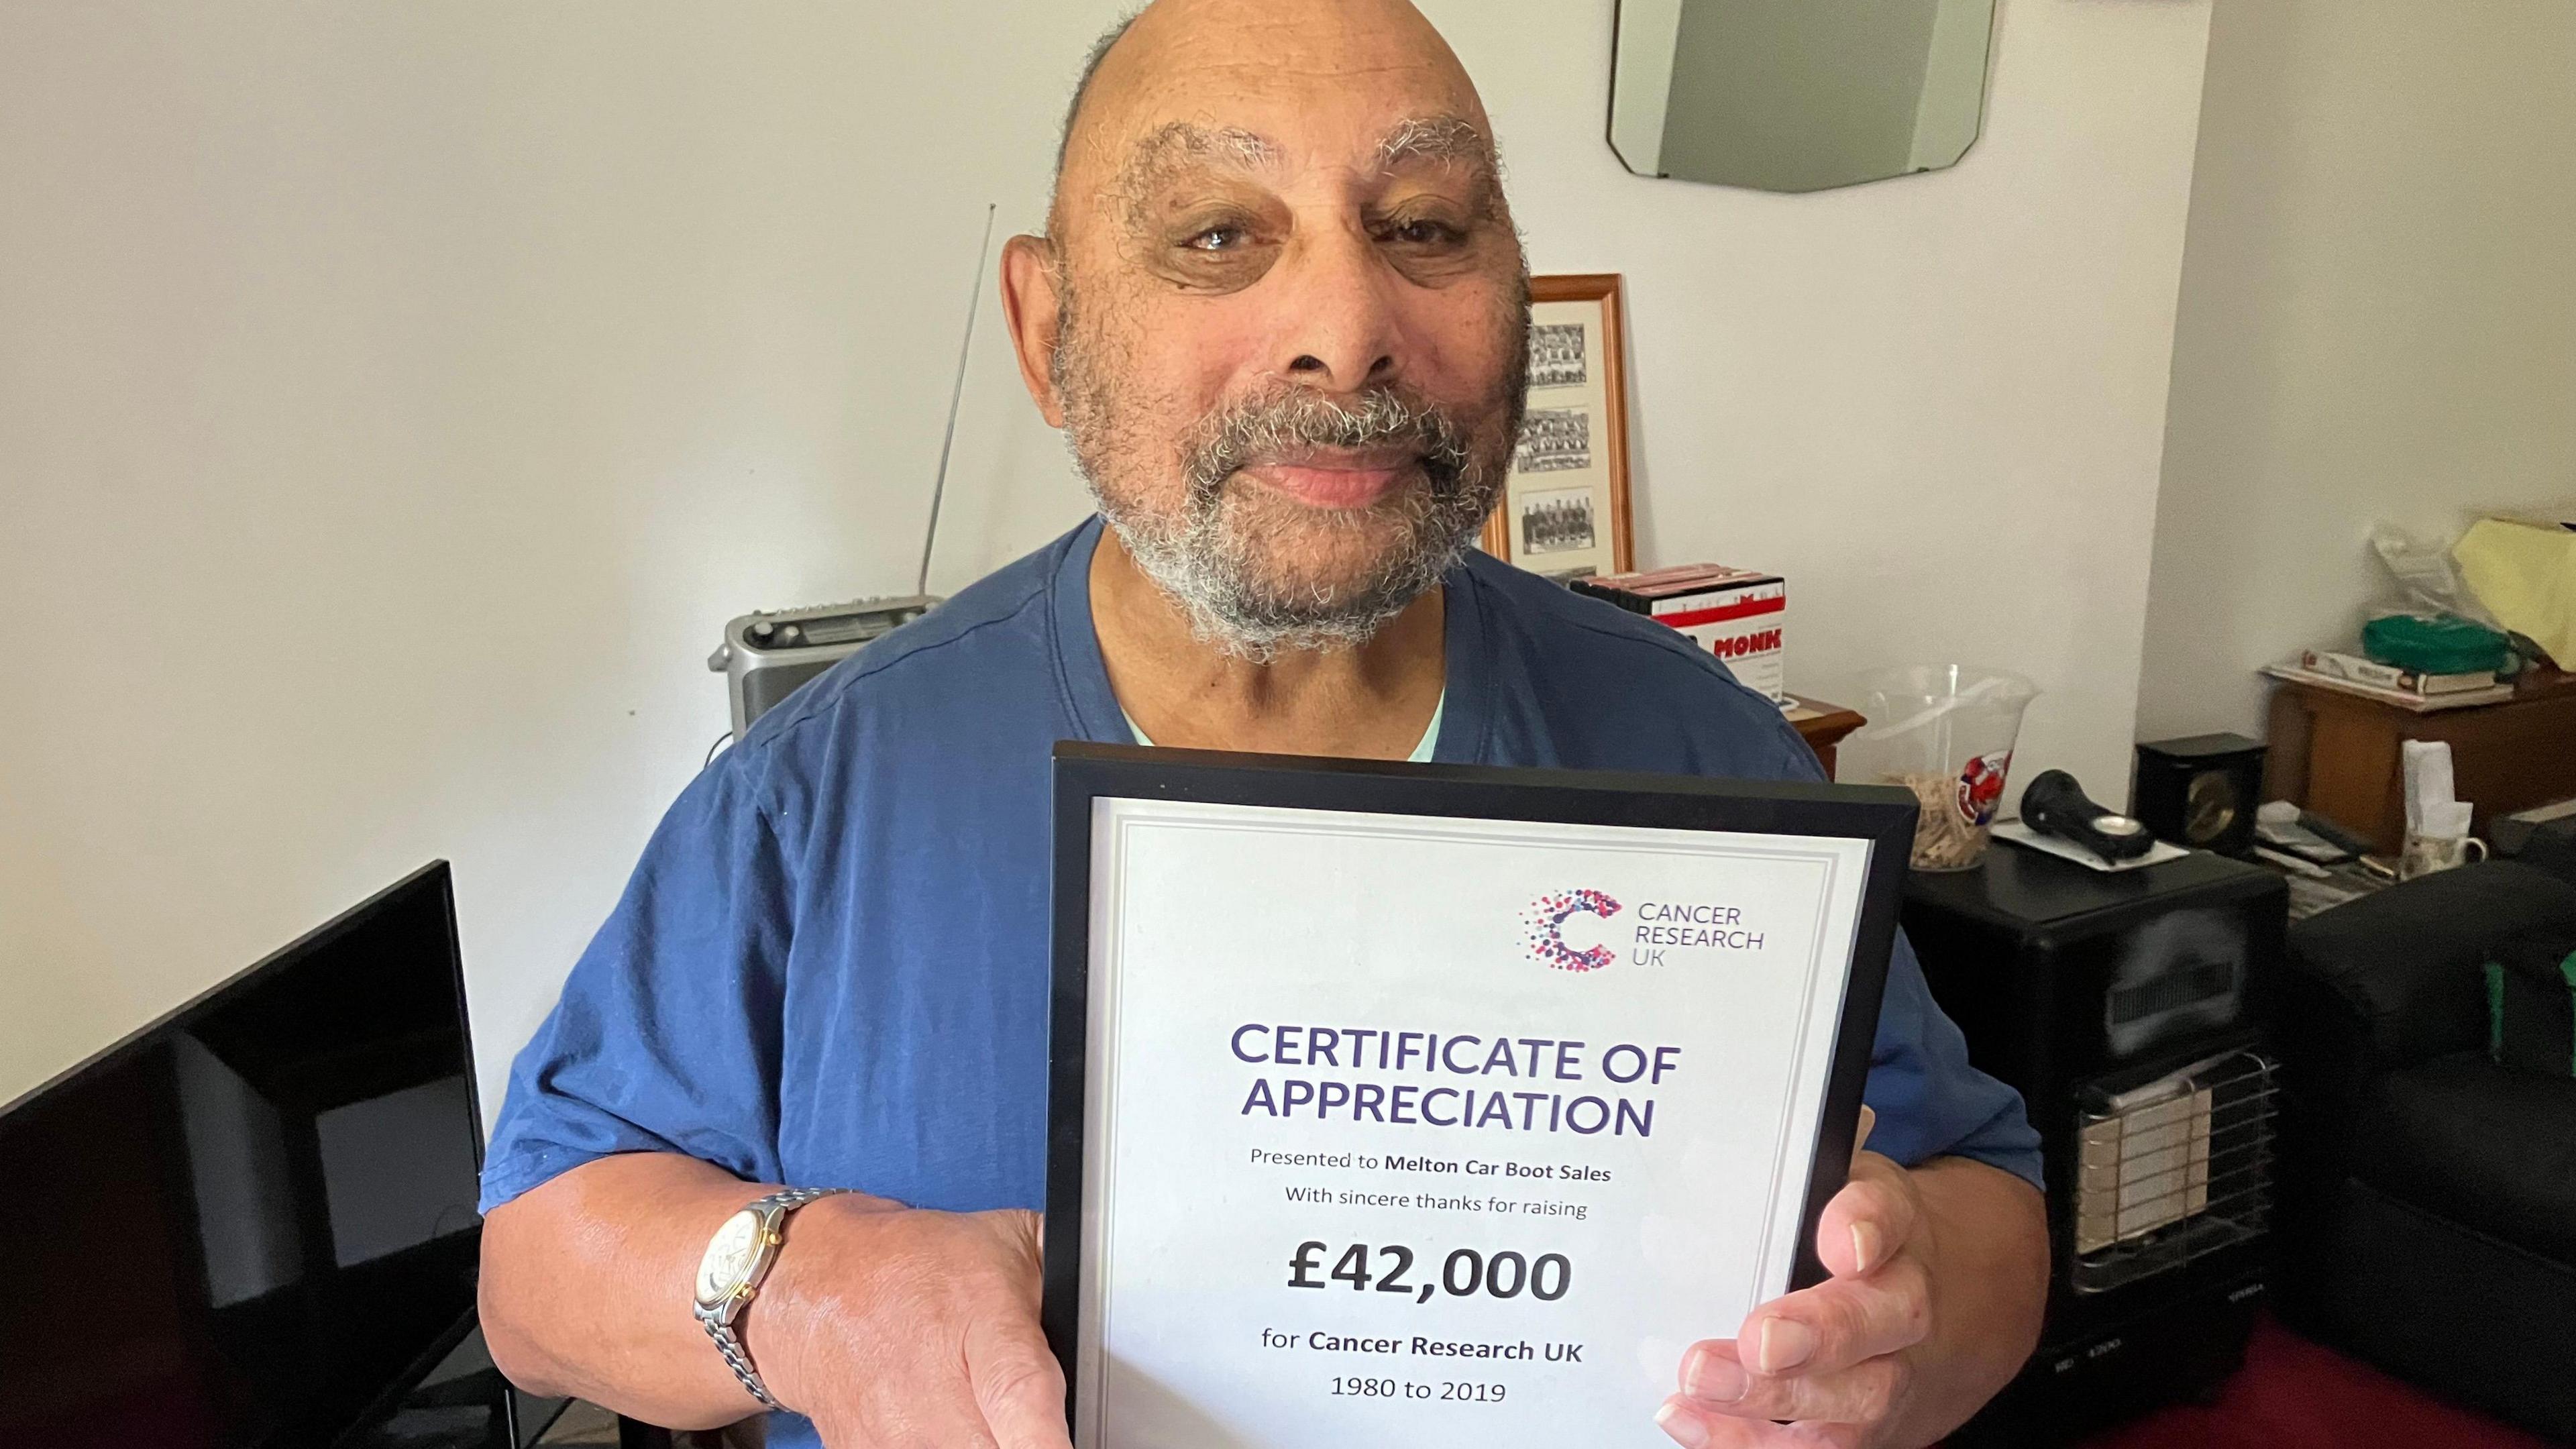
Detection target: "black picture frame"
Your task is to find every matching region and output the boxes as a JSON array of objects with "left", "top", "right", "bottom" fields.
[{"left": 1042, "top": 741, "right": 1919, "bottom": 1431}]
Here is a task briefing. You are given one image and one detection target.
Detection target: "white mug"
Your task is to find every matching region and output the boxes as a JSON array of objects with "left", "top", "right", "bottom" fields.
[{"left": 2398, "top": 831, "right": 2488, "bottom": 881}]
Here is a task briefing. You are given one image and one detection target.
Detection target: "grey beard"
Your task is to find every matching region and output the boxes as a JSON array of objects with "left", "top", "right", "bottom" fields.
[{"left": 1074, "top": 385, "right": 1506, "bottom": 663}]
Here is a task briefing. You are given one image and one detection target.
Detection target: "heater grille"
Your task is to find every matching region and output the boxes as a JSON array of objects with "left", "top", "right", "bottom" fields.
[{"left": 2070, "top": 1049, "right": 2275, "bottom": 1293}]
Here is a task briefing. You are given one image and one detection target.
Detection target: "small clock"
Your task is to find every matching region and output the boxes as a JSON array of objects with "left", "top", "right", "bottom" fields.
[{"left": 2132, "top": 734, "right": 2268, "bottom": 856}]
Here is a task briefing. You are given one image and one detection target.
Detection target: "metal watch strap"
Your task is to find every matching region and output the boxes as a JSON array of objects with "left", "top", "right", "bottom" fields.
[
  {"left": 706, "top": 1317, "right": 777, "bottom": 1409},
  {"left": 704, "top": 1186, "right": 851, "bottom": 1410}
]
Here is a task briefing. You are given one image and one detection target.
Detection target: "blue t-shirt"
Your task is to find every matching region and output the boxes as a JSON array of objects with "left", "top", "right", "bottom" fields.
[{"left": 482, "top": 517, "right": 2039, "bottom": 1440}]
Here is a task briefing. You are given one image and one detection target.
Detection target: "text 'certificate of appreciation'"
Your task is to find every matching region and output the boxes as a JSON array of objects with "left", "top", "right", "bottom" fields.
[{"left": 1044, "top": 747, "right": 1913, "bottom": 1449}]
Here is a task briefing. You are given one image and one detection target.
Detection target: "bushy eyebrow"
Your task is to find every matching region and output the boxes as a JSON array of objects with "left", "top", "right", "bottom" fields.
[
  {"left": 1121, "top": 121, "right": 1279, "bottom": 186},
  {"left": 1107, "top": 113, "right": 1505, "bottom": 244},
  {"left": 1110, "top": 123, "right": 1279, "bottom": 243},
  {"left": 1376, "top": 115, "right": 1494, "bottom": 171},
  {"left": 1118, "top": 114, "right": 1495, "bottom": 187}
]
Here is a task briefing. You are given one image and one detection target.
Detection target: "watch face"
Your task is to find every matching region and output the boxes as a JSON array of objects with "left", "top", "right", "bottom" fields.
[{"left": 695, "top": 1210, "right": 764, "bottom": 1307}]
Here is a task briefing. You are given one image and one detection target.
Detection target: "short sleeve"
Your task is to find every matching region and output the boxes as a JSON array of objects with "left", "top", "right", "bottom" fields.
[
  {"left": 478, "top": 753, "right": 794, "bottom": 1214},
  {"left": 1863, "top": 931, "right": 2045, "bottom": 1190}
]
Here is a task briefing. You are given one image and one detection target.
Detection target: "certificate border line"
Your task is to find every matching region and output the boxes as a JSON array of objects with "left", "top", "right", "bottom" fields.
[
  {"left": 1748, "top": 851, "right": 1855, "bottom": 1301},
  {"left": 1083, "top": 802, "right": 1869, "bottom": 1433},
  {"left": 1103, "top": 801, "right": 1869, "bottom": 866},
  {"left": 1043, "top": 744, "right": 1919, "bottom": 1448},
  {"left": 1104, "top": 805, "right": 1863, "bottom": 1328},
  {"left": 1081, "top": 811, "right": 1131, "bottom": 1448}
]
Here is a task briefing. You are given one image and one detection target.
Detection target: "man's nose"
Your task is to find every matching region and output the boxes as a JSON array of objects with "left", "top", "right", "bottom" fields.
[{"left": 1265, "top": 228, "right": 1402, "bottom": 392}]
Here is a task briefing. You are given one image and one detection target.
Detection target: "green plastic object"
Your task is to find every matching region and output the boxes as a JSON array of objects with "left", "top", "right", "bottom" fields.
[
  {"left": 2486, "top": 935, "right": 2576, "bottom": 1078},
  {"left": 2362, "top": 612, "right": 2512, "bottom": 676}
]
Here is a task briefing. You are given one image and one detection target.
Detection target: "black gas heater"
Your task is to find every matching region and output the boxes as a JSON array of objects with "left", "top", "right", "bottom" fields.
[{"left": 1902, "top": 845, "right": 2288, "bottom": 1446}]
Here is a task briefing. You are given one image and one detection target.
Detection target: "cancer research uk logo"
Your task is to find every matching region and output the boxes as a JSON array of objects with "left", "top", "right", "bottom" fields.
[
  {"left": 1521, "top": 889, "right": 1622, "bottom": 973},
  {"left": 1524, "top": 887, "right": 1770, "bottom": 973}
]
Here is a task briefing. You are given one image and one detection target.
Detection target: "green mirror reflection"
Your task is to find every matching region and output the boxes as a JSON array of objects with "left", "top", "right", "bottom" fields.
[{"left": 1610, "top": 0, "right": 1998, "bottom": 193}]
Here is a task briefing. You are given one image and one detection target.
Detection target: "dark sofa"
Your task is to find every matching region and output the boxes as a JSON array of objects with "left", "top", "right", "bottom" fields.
[{"left": 2269, "top": 860, "right": 2576, "bottom": 1442}]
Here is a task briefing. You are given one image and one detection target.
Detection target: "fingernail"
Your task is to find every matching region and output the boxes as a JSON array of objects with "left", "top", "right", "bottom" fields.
[
  {"left": 1851, "top": 1220, "right": 1883, "bottom": 1275},
  {"left": 1682, "top": 1348, "right": 1749, "bottom": 1403},
  {"left": 1757, "top": 1318, "right": 1817, "bottom": 1373},
  {"left": 1656, "top": 1401, "right": 1710, "bottom": 1448}
]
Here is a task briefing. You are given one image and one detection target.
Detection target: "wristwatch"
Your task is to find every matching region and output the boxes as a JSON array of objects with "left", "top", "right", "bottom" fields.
[{"left": 691, "top": 1187, "right": 852, "bottom": 1409}]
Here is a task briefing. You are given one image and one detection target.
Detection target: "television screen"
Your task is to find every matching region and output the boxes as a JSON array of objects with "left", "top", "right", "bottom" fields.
[{"left": 0, "top": 863, "right": 486, "bottom": 1448}]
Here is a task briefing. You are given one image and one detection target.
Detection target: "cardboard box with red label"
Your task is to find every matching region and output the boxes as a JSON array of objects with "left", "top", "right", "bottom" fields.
[{"left": 1570, "top": 564, "right": 1788, "bottom": 701}]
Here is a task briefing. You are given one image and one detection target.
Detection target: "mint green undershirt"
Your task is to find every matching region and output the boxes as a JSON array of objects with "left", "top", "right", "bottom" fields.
[{"left": 1123, "top": 692, "right": 1445, "bottom": 763}]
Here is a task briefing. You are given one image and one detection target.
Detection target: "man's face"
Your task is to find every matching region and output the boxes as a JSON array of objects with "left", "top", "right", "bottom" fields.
[{"left": 1032, "top": 4, "right": 1529, "bottom": 656}]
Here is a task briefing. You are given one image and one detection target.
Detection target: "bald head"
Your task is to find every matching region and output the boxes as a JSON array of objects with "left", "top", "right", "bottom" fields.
[
  {"left": 1053, "top": 13, "right": 1138, "bottom": 199},
  {"left": 1048, "top": 0, "right": 1503, "bottom": 244}
]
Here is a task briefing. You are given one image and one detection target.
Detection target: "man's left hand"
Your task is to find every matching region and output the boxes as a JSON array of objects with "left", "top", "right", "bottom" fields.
[{"left": 1656, "top": 1109, "right": 1938, "bottom": 1449}]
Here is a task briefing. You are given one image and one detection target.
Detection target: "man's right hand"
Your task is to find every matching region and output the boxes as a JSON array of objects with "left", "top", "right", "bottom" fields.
[
  {"left": 478, "top": 1155, "right": 1069, "bottom": 1448},
  {"left": 757, "top": 1203, "right": 1072, "bottom": 1449}
]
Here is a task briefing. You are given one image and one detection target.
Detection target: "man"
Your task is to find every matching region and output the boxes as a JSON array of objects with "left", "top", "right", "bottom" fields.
[{"left": 478, "top": 2, "right": 2048, "bottom": 1446}]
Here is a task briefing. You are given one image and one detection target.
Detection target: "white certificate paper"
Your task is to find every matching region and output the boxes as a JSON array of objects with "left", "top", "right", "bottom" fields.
[{"left": 1065, "top": 792, "right": 1881, "bottom": 1449}]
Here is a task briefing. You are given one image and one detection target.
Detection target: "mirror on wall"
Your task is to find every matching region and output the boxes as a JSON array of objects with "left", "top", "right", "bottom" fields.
[{"left": 1609, "top": 0, "right": 1998, "bottom": 193}]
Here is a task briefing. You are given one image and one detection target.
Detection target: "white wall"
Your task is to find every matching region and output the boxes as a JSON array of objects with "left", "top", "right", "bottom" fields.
[
  {"left": 2137, "top": 0, "right": 2576, "bottom": 742},
  {"left": 1, "top": 0, "right": 2215, "bottom": 1112},
  {"left": 1454, "top": 0, "right": 2211, "bottom": 805}
]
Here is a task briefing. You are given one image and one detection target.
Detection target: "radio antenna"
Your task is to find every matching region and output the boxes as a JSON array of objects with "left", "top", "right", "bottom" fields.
[{"left": 918, "top": 203, "right": 1000, "bottom": 597}]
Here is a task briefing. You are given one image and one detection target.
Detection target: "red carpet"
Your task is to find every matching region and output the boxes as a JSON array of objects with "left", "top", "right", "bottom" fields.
[{"left": 2072, "top": 1317, "right": 2553, "bottom": 1449}]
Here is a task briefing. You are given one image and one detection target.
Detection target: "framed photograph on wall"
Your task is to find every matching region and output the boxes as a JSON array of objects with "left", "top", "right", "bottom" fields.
[{"left": 1481, "top": 272, "right": 1635, "bottom": 578}]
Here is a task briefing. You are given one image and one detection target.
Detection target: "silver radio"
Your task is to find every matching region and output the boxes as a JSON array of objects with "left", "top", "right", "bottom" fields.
[{"left": 706, "top": 596, "right": 936, "bottom": 737}]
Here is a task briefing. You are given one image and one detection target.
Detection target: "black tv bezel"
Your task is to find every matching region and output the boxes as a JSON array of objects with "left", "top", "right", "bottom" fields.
[
  {"left": 0, "top": 859, "right": 488, "bottom": 1448},
  {"left": 0, "top": 860, "right": 481, "bottom": 1155}
]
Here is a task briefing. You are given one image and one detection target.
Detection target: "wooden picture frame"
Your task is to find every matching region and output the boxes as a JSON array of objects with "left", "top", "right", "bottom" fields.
[{"left": 1480, "top": 272, "right": 1635, "bottom": 578}]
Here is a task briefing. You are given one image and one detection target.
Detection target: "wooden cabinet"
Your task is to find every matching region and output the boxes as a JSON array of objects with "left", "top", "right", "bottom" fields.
[
  {"left": 1788, "top": 696, "right": 1867, "bottom": 781},
  {"left": 2264, "top": 669, "right": 2576, "bottom": 852}
]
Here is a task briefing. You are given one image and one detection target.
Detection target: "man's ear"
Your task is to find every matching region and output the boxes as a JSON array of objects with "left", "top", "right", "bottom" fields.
[{"left": 1000, "top": 234, "right": 1067, "bottom": 429}]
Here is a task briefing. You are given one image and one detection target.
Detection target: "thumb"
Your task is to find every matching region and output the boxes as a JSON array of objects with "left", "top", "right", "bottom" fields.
[
  {"left": 969, "top": 1315, "right": 1075, "bottom": 1449},
  {"left": 1849, "top": 1104, "right": 1878, "bottom": 1170}
]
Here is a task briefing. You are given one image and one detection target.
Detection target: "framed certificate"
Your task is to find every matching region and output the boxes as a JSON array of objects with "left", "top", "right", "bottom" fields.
[{"left": 1044, "top": 745, "right": 1915, "bottom": 1448}]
